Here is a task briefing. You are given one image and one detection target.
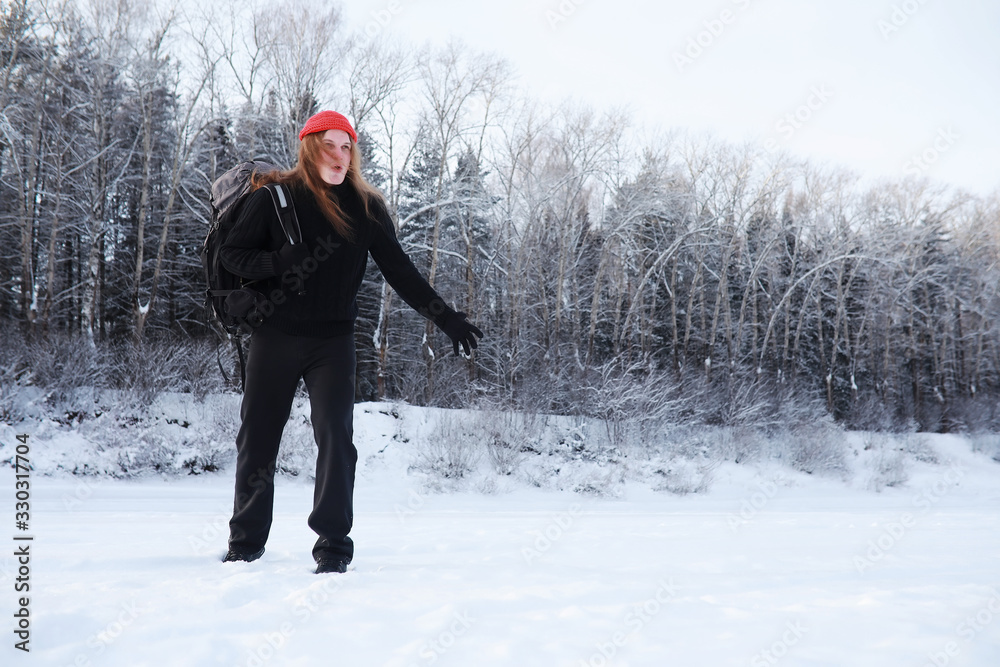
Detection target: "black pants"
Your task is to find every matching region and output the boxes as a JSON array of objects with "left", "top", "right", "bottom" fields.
[{"left": 228, "top": 326, "right": 357, "bottom": 562}]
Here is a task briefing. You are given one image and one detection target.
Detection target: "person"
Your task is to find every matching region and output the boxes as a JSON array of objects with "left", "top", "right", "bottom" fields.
[{"left": 219, "top": 110, "right": 483, "bottom": 574}]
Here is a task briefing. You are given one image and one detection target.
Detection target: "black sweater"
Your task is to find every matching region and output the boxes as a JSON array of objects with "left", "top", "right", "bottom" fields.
[{"left": 220, "top": 181, "right": 448, "bottom": 337}]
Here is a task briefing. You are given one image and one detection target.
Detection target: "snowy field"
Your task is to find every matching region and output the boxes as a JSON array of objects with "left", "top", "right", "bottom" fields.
[{"left": 1, "top": 403, "right": 1000, "bottom": 666}]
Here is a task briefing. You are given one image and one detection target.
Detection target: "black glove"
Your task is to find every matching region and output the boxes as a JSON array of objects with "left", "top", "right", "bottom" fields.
[
  {"left": 273, "top": 241, "right": 310, "bottom": 275},
  {"left": 438, "top": 311, "right": 483, "bottom": 356}
]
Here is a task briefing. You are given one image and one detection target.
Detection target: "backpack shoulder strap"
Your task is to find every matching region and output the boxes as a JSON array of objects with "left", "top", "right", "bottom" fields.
[{"left": 263, "top": 182, "right": 303, "bottom": 246}]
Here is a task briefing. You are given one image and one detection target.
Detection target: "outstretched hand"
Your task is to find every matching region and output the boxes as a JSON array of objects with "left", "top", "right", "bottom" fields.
[{"left": 440, "top": 311, "right": 483, "bottom": 356}]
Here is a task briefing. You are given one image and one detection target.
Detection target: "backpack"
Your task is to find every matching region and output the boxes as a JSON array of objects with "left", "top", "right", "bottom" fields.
[{"left": 201, "top": 160, "right": 302, "bottom": 387}]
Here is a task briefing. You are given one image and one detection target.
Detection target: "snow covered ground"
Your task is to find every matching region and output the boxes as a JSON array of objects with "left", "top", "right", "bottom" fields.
[{"left": 1, "top": 402, "right": 999, "bottom": 666}]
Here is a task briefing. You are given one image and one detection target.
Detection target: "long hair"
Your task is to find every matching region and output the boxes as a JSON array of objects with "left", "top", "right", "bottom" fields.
[{"left": 252, "top": 133, "right": 384, "bottom": 241}]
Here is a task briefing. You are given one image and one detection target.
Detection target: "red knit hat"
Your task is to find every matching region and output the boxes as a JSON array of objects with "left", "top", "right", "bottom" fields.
[{"left": 298, "top": 110, "right": 357, "bottom": 143}]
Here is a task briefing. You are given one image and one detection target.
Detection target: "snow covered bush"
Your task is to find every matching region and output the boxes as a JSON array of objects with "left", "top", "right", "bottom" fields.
[
  {"left": 272, "top": 397, "right": 322, "bottom": 478},
  {"left": 779, "top": 422, "right": 849, "bottom": 477},
  {"left": 969, "top": 433, "right": 1000, "bottom": 462},
  {"left": 861, "top": 432, "right": 910, "bottom": 492},
  {"left": 0, "top": 357, "right": 30, "bottom": 423},
  {"left": 714, "top": 425, "right": 768, "bottom": 464},
  {"left": 649, "top": 457, "right": 715, "bottom": 495},
  {"left": 410, "top": 409, "right": 484, "bottom": 488},
  {"left": 475, "top": 407, "right": 534, "bottom": 477},
  {"left": 899, "top": 432, "right": 939, "bottom": 464},
  {"left": 584, "top": 361, "right": 688, "bottom": 452}
]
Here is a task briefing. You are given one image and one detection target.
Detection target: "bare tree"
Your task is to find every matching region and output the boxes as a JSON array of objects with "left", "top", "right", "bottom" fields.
[
  {"left": 131, "top": 6, "right": 217, "bottom": 340},
  {"left": 256, "top": 0, "right": 345, "bottom": 159},
  {"left": 410, "top": 40, "right": 510, "bottom": 399}
]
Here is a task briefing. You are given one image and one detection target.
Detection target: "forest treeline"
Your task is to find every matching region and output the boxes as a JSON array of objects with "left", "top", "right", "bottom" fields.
[{"left": 1, "top": 0, "right": 998, "bottom": 433}]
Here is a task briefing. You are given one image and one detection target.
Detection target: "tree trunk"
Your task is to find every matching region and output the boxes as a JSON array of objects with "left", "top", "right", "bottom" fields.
[{"left": 132, "top": 90, "right": 154, "bottom": 340}]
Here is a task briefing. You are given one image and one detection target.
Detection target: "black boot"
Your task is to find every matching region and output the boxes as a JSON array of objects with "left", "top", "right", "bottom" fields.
[
  {"left": 222, "top": 546, "right": 265, "bottom": 563},
  {"left": 315, "top": 557, "right": 349, "bottom": 574}
]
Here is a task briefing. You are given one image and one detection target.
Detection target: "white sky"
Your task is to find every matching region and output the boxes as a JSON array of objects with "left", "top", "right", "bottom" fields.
[{"left": 338, "top": 0, "right": 1000, "bottom": 197}]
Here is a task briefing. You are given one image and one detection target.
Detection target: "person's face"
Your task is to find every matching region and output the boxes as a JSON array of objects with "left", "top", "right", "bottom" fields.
[{"left": 318, "top": 129, "right": 352, "bottom": 185}]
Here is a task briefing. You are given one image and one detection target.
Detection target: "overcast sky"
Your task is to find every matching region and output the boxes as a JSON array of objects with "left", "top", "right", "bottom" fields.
[{"left": 337, "top": 0, "right": 1000, "bottom": 197}]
